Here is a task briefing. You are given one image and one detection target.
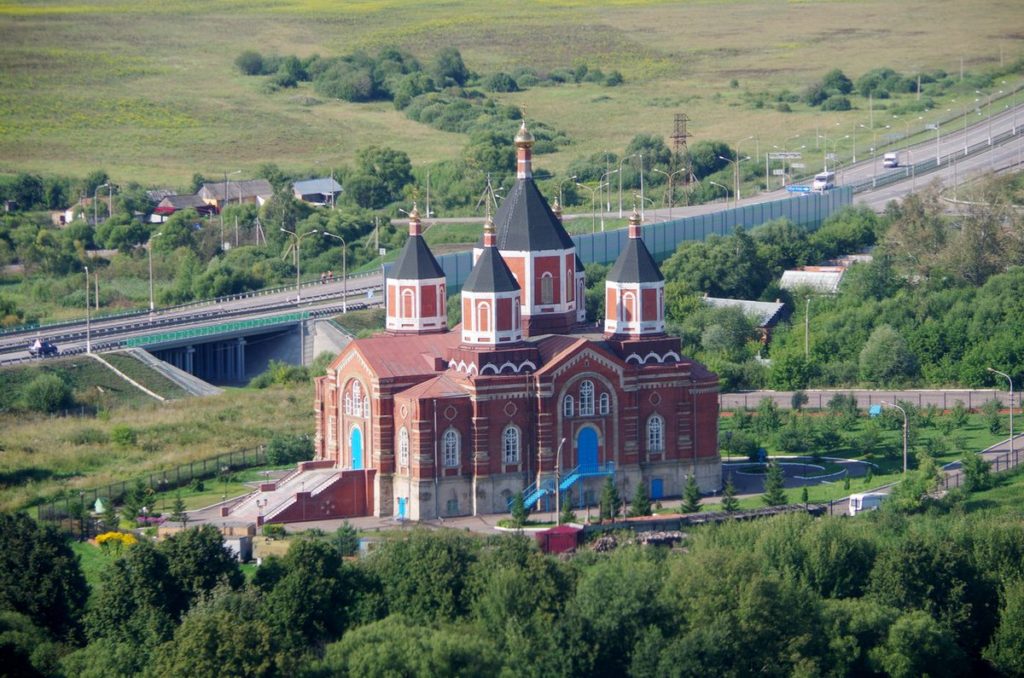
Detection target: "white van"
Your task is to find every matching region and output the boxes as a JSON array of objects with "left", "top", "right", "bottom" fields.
[
  {"left": 882, "top": 152, "right": 899, "bottom": 168},
  {"left": 848, "top": 492, "right": 887, "bottom": 516},
  {"left": 812, "top": 171, "right": 836, "bottom": 191}
]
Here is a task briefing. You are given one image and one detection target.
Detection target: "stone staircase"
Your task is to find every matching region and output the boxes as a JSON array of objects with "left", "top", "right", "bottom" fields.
[{"left": 224, "top": 463, "right": 340, "bottom": 524}]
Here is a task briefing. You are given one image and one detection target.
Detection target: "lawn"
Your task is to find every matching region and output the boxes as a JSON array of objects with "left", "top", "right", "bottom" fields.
[
  {"left": 0, "top": 0, "right": 1018, "bottom": 186},
  {"left": 0, "top": 355, "right": 158, "bottom": 412},
  {"left": 333, "top": 308, "right": 385, "bottom": 336},
  {"left": 960, "top": 464, "right": 1024, "bottom": 515}
]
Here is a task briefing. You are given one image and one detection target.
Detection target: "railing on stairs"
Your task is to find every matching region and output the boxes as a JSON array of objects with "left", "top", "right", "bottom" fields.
[{"left": 509, "top": 462, "right": 618, "bottom": 510}]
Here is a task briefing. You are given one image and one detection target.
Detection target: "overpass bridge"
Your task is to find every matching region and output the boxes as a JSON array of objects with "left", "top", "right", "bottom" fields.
[{"left": 2, "top": 103, "right": 1021, "bottom": 383}]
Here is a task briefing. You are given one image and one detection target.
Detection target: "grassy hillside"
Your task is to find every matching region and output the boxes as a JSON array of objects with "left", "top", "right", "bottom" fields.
[
  {"left": 0, "top": 0, "right": 1019, "bottom": 186},
  {"left": 0, "top": 374, "right": 313, "bottom": 511}
]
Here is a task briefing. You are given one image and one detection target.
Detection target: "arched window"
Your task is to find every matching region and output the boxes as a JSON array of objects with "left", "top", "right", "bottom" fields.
[
  {"left": 599, "top": 393, "right": 610, "bottom": 415},
  {"left": 344, "top": 394, "right": 352, "bottom": 415},
  {"left": 398, "top": 427, "right": 409, "bottom": 466},
  {"left": 541, "top": 273, "right": 554, "bottom": 304},
  {"left": 503, "top": 426, "right": 520, "bottom": 464},
  {"left": 401, "top": 289, "right": 415, "bottom": 318},
  {"left": 443, "top": 429, "right": 460, "bottom": 467},
  {"left": 478, "top": 302, "right": 491, "bottom": 334},
  {"left": 647, "top": 415, "right": 665, "bottom": 452},
  {"left": 579, "top": 380, "right": 595, "bottom": 416},
  {"left": 563, "top": 394, "right": 574, "bottom": 417},
  {"left": 362, "top": 395, "right": 370, "bottom": 418}
]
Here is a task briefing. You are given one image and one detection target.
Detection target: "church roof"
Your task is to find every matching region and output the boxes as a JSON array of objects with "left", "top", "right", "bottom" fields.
[
  {"left": 395, "top": 373, "right": 470, "bottom": 400},
  {"left": 490, "top": 179, "right": 576, "bottom": 252},
  {"left": 607, "top": 237, "right": 663, "bottom": 284},
  {"left": 344, "top": 331, "right": 461, "bottom": 379},
  {"left": 462, "top": 246, "right": 520, "bottom": 294},
  {"left": 390, "top": 233, "right": 445, "bottom": 280}
]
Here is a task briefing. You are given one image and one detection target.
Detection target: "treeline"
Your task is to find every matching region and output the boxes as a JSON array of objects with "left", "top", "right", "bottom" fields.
[
  {"left": 4, "top": 487, "right": 1024, "bottom": 677},
  {"left": 766, "top": 178, "right": 1024, "bottom": 390}
]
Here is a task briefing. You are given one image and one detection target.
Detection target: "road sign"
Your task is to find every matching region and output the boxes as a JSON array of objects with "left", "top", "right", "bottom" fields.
[
  {"left": 869, "top": 404, "right": 882, "bottom": 417},
  {"left": 790, "top": 162, "right": 806, "bottom": 169},
  {"left": 786, "top": 185, "right": 812, "bottom": 193},
  {"left": 768, "top": 152, "right": 802, "bottom": 160},
  {"left": 379, "top": 248, "right": 386, "bottom": 256},
  {"left": 772, "top": 169, "right": 785, "bottom": 176}
]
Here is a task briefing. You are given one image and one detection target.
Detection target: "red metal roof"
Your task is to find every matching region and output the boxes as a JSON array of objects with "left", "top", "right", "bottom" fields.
[{"left": 342, "top": 331, "right": 461, "bottom": 379}]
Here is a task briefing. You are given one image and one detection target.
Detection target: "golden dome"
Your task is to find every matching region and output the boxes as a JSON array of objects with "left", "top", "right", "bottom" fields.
[
  {"left": 514, "top": 119, "right": 534, "bottom": 146},
  {"left": 629, "top": 206, "right": 641, "bottom": 226},
  {"left": 409, "top": 202, "right": 421, "bottom": 221}
]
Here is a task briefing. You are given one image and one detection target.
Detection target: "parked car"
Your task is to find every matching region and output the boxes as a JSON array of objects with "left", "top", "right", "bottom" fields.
[{"left": 28, "top": 339, "right": 59, "bottom": 358}]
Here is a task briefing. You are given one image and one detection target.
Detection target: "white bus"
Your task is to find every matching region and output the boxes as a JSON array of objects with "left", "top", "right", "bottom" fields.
[
  {"left": 848, "top": 492, "right": 887, "bottom": 516},
  {"left": 812, "top": 171, "right": 836, "bottom": 192}
]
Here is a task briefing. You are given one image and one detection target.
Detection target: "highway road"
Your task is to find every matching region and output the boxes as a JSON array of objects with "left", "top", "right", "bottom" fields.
[{"left": 2, "top": 103, "right": 1022, "bottom": 365}]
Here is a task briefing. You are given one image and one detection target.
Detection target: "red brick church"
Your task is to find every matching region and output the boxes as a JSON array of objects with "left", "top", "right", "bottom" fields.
[{"left": 309, "top": 122, "right": 720, "bottom": 521}]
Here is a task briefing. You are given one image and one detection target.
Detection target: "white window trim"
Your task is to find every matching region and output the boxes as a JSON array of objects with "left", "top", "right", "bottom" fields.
[
  {"left": 503, "top": 426, "right": 520, "bottom": 464},
  {"left": 443, "top": 428, "right": 460, "bottom": 467}
]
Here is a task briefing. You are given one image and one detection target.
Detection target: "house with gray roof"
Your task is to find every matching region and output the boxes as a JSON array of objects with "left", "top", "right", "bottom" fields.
[{"left": 293, "top": 177, "right": 342, "bottom": 206}]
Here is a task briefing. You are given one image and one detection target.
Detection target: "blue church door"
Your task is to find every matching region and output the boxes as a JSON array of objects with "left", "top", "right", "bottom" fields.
[
  {"left": 577, "top": 427, "right": 598, "bottom": 473},
  {"left": 350, "top": 426, "right": 363, "bottom": 470},
  {"left": 397, "top": 497, "right": 407, "bottom": 520}
]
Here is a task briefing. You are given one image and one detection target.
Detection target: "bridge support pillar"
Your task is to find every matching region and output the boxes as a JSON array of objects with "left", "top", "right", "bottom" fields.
[
  {"left": 185, "top": 346, "right": 194, "bottom": 375},
  {"left": 236, "top": 338, "right": 246, "bottom": 383}
]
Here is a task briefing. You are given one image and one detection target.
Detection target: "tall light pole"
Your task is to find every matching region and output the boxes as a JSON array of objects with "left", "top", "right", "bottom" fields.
[
  {"left": 988, "top": 367, "right": 1015, "bottom": 465},
  {"left": 554, "top": 437, "right": 566, "bottom": 524},
  {"left": 599, "top": 169, "right": 619, "bottom": 227},
  {"left": 617, "top": 154, "right": 638, "bottom": 218},
  {"left": 708, "top": 180, "right": 729, "bottom": 204},
  {"left": 147, "top": 231, "right": 162, "bottom": 312},
  {"left": 882, "top": 401, "right": 909, "bottom": 474},
  {"left": 222, "top": 170, "right": 241, "bottom": 249},
  {"left": 717, "top": 155, "right": 748, "bottom": 208},
  {"left": 84, "top": 266, "right": 91, "bottom": 353},
  {"left": 93, "top": 182, "right": 109, "bottom": 226},
  {"left": 575, "top": 182, "right": 601, "bottom": 234},
  {"left": 804, "top": 296, "right": 810, "bottom": 358},
  {"left": 652, "top": 167, "right": 686, "bottom": 219},
  {"left": 322, "top": 231, "right": 348, "bottom": 313},
  {"left": 280, "top": 227, "right": 319, "bottom": 302}
]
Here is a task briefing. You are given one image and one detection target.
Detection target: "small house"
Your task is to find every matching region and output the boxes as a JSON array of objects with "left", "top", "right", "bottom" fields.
[{"left": 293, "top": 177, "right": 342, "bottom": 206}]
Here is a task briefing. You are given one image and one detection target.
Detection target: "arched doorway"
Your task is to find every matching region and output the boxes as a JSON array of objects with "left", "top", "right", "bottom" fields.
[
  {"left": 350, "top": 425, "right": 363, "bottom": 470},
  {"left": 577, "top": 427, "right": 598, "bottom": 473}
]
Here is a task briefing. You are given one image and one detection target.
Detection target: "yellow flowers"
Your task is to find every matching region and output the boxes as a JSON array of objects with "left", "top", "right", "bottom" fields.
[{"left": 96, "top": 531, "right": 138, "bottom": 555}]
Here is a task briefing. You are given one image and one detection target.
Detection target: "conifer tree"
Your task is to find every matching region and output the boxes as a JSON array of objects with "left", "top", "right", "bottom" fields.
[
  {"left": 599, "top": 477, "right": 621, "bottom": 521},
  {"left": 560, "top": 492, "right": 577, "bottom": 525},
  {"left": 681, "top": 475, "right": 702, "bottom": 513},
  {"left": 721, "top": 476, "right": 740, "bottom": 512},
  {"left": 800, "top": 486, "right": 810, "bottom": 506},
  {"left": 170, "top": 493, "right": 188, "bottom": 529},
  {"left": 629, "top": 483, "right": 651, "bottom": 517},
  {"left": 510, "top": 492, "right": 529, "bottom": 528},
  {"left": 762, "top": 460, "right": 787, "bottom": 506}
]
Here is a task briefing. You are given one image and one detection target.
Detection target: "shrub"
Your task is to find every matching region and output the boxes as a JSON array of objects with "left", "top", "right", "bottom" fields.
[
  {"left": 605, "top": 70, "right": 624, "bottom": 86},
  {"left": 110, "top": 425, "right": 137, "bottom": 448},
  {"left": 22, "top": 373, "right": 72, "bottom": 413},
  {"left": 484, "top": 72, "right": 518, "bottom": 93},
  {"left": 821, "top": 95, "right": 852, "bottom": 111},
  {"left": 262, "top": 523, "right": 286, "bottom": 539},
  {"left": 68, "top": 427, "right": 108, "bottom": 445},
  {"left": 235, "top": 50, "right": 264, "bottom": 76},
  {"left": 265, "top": 434, "right": 314, "bottom": 466}
]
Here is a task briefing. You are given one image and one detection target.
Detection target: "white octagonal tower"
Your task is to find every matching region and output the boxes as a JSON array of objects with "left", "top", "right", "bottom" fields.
[
  {"left": 604, "top": 207, "right": 665, "bottom": 339},
  {"left": 386, "top": 205, "right": 447, "bottom": 334}
]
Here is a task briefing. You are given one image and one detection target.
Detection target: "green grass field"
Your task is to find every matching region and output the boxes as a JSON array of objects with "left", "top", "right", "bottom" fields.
[
  {"left": 0, "top": 380, "right": 313, "bottom": 512},
  {"left": 0, "top": 0, "right": 1019, "bottom": 187},
  {"left": 102, "top": 351, "right": 189, "bottom": 400}
]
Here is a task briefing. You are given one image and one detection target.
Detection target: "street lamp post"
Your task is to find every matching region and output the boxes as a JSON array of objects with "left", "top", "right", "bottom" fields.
[
  {"left": 708, "top": 180, "right": 729, "bottom": 204},
  {"left": 574, "top": 182, "right": 602, "bottom": 234},
  {"left": 322, "top": 232, "right": 348, "bottom": 313},
  {"left": 280, "top": 227, "right": 319, "bottom": 302},
  {"left": 651, "top": 167, "right": 687, "bottom": 219},
  {"left": 717, "top": 155, "right": 748, "bottom": 208},
  {"left": 84, "top": 266, "right": 91, "bottom": 353},
  {"left": 554, "top": 437, "right": 566, "bottom": 524},
  {"left": 882, "top": 401, "right": 909, "bottom": 474},
  {"left": 599, "top": 169, "right": 619, "bottom": 229},
  {"left": 147, "top": 232, "right": 162, "bottom": 312},
  {"left": 617, "top": 154, "right": 640, "bottom": 218},
  {"left": 988, "top": 367, "right": 1015, "bottom": 465}
]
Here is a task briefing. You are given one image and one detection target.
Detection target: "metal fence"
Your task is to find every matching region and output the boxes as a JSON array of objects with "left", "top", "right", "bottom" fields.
[
  {"left": 410, "top": 188, "right": 853, "bottom": 288},
  {"left": 37, "top": 446, "right": 267, "bottom": 538}
]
